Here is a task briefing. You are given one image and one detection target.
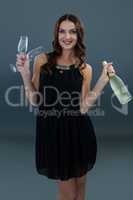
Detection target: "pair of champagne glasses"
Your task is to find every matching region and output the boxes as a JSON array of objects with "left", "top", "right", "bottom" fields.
[{"left": 10, "top": 36, "right": 45, "bottom": 73}]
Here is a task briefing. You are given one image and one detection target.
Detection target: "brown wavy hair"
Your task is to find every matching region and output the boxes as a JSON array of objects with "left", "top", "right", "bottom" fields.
[{"left": 43, "top": 14, "right": 87, "bottom": 75}]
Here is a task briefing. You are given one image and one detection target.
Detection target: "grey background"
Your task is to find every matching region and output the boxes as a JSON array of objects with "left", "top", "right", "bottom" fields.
[
  {"left": 0, "top": 0, "right": 133, "bottom": 138},
  {"left": 0, "top": 0, "right": 133, "bottom": 199}
]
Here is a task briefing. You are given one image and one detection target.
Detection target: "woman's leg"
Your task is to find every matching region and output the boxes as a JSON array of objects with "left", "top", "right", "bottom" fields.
[
  {"left": 75, "top": 174, "right": 87, "bottom": 200},
  {"left": 56, "top": 177, "right": 77, "bottom": 200}
]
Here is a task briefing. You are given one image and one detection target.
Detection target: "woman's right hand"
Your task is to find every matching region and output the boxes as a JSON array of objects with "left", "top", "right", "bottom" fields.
[{"left": 16, "top": 53, "right": 31, "bottom": 79}]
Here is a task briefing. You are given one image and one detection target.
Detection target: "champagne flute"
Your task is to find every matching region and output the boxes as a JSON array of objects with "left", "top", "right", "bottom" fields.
[
  {"left": 10, "top": 38, "right": 45, "bottom": 73},
  {"left": 17, "top": 35, "right": 28, "bottom": 53},
  {"left": 10, "top": 35, "right": 28, "bottom": 73}
]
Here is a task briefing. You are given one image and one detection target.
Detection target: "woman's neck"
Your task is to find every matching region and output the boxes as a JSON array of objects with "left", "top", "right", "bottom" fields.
[{"left": 57, "top": 49, "right": 76, "bottom": 65}]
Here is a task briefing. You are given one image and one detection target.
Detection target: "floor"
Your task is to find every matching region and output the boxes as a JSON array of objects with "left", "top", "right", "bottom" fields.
[{"left": 0, "top": 135, "right": 133, "bottom": 200}]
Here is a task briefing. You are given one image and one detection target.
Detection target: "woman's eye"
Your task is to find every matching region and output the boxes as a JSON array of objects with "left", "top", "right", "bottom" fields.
[
  {"left": 70, "top": 30, "right": 77, "bottom": 34},
  {"left": 58, "top": 29, "right": 77, "bottom": 34},
  {"left": 59, "top": 29, "right": 65, "bottom": 33}
]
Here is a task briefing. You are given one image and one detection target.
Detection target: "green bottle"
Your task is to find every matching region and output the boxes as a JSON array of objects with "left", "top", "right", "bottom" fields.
[{"left": 102, "top": 61, "right": 132, "bottom": 104}]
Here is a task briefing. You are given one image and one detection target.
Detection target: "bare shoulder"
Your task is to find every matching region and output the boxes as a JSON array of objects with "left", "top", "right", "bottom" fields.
[
  {"left": 32, "top": 53, "right": 48, "bottom": 90},
  {"left": 79, "top": 63, "right": 93, "bottom": 80},
  {"left": 33, "top": 53, "right": 48, "bottom": 72}
]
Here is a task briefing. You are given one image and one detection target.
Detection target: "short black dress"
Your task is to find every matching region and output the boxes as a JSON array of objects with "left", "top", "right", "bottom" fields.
[{"left": 35, "top": 63, "right": 97, "bottom": 181}]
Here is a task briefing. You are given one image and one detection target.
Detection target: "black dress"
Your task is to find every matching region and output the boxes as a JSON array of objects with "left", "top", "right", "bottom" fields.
[{"left": 35, "top": 63, "right": 97, "bottom": 181}]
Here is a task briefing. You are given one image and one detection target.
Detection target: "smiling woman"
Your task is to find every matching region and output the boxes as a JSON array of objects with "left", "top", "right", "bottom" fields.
[
  {"left": 16, "top": 13, "right": 115, "bottom": 200},
  {"left": 58, "top": 20, "right": 78, "bottom": 50}
]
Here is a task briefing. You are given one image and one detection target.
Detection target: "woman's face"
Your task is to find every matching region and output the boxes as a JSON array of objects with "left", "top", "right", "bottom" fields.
[{"left": 58, "top": 20, "right": 78, "bottom": 51}]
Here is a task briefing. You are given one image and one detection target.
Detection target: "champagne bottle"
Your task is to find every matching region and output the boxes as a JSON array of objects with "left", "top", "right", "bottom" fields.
[{"left": 102, "top": 61, "right": 132, "bottom": 104}]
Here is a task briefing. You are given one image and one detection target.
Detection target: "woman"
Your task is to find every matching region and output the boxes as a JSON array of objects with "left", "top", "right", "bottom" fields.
[{"left": 16, "top": 14, "right": 115, "bottom": 200}]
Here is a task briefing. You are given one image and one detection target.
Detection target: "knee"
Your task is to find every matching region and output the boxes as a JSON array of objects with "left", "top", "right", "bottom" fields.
[
  {"left": 58, "top": 191, "right": 77, "bottom": 200},
  {"left": 76, "top": 175, "right": 87, "bottom": 188},
  {"left": 77, "top": 179, "right": 86, "bottom": 187}
]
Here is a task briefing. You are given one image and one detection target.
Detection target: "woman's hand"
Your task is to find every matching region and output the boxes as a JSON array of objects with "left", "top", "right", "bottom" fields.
[
  {"left": 16, "top": 53, "right": 31, "bottom": 79},
  {"left": 99, "top": 62, "right": 116, "bottom": 84}
]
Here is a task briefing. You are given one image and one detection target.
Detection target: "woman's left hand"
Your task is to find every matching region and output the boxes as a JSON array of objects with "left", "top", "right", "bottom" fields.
[
  {"left": 100, "top": 62, "right": 116, "bottom": 84},
  {"left": 107, "top": 62, "right": 116, "bottom": 77}
]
